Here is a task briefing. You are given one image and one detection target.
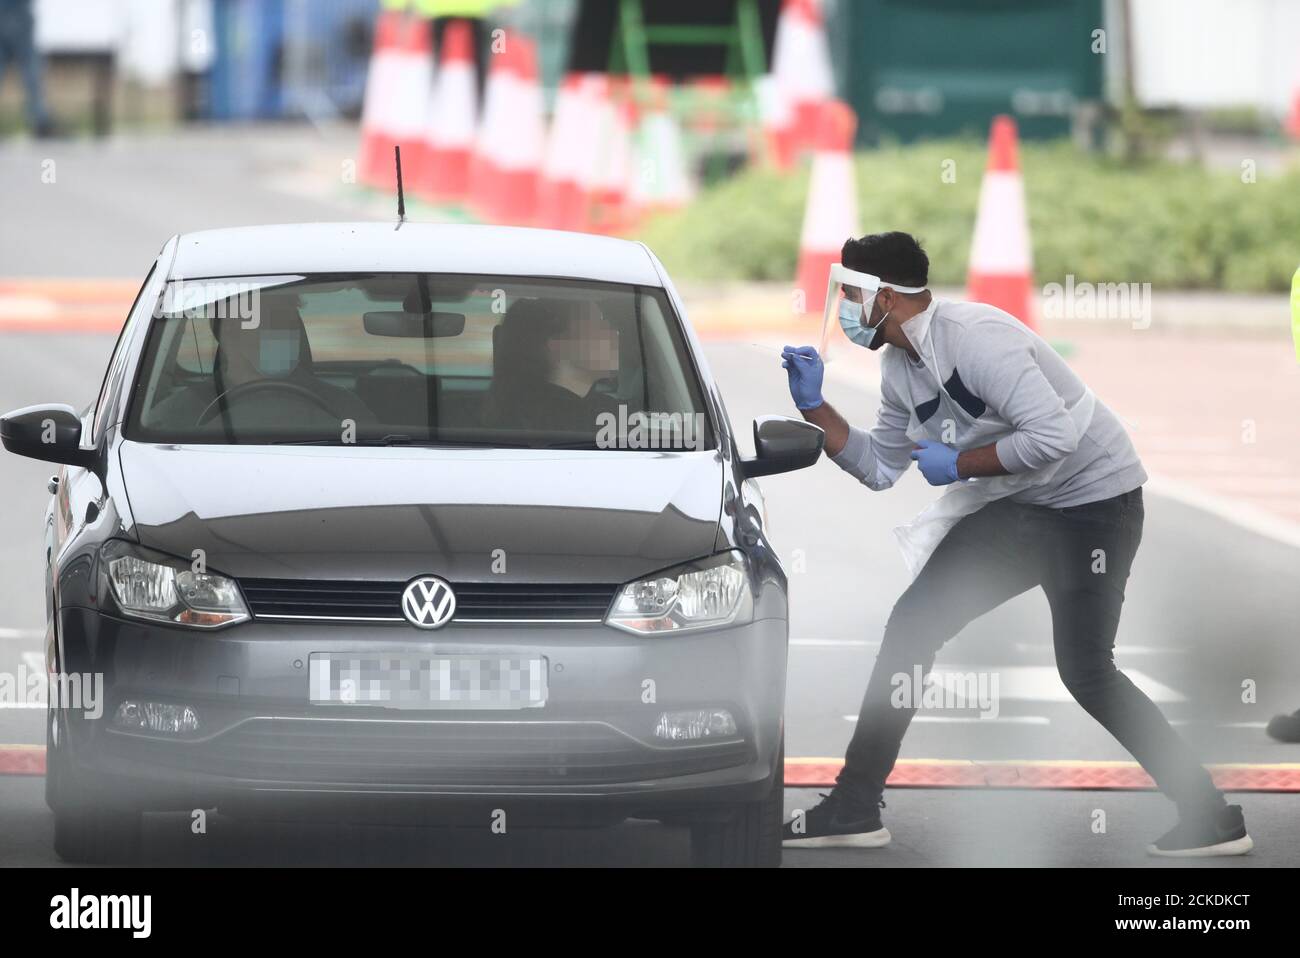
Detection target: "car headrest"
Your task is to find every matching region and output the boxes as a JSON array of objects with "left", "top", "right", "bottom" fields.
[{"left": 212, "top": 294, "right": 314, "bottom": 377}]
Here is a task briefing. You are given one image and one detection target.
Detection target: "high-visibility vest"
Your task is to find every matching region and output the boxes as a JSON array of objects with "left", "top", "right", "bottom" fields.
[
  {"left": 380, "top": 0, "right": 410, "bottom": 10},
  {"left": 1291, "top": 265, "right": 1300, "bottom": 363},
  {"left": 413, "top": 0, "right": 518, "bottom": 18}
]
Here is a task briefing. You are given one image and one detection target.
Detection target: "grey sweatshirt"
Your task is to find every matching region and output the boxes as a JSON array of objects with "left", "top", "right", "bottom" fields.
[{"left": 831, "top": 297, "right": 1147, "bottom": 508}]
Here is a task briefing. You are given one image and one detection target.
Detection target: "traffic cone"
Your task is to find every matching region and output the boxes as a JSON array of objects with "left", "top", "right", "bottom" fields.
[
  {"left": 770, "top": 0, "right": 834, "bottom": 160},
  {"left": 470, "top": 31, "right": 544, "bottom": 225},
  {"left": 360, "top": 12, "right": 434, "bottom": 191},
  {"left": 468, "top": 37, "right": 509, "bottom": 219},
  {"left": 581, "top": 77, "right": 634, "bottom": 234},
  {"left": 1286, "top": 90, "right": 1300, "bottom": 141},
  {"left": 1291, "top": 264, "right": 1299, "bottom": 363},
  {"left": 967, "top": 114, "right": 1035, "bottom": 330},
  {"left": 420, "top": 18, "right": 477, "bottom": 203},
  {"left": 757, "top": 73, "right": 796, "bottom": 170},
  {"left": 627, "top": 77, "right": 694, "bottom": 220},
  {"left": 491, "top": 35, "right": 546, "bottom": 225},
  {"left": 358, "top": 9, "right": 406, "bottom": 187},
  {"left": 562, "top": 74, "right": 611, "bottom": 233},
  {"left": 796, "top": 100, "right": 859, "bottom": 315},
  {"left": 538, "top": 73, "right": 587, "bottom": 229}
]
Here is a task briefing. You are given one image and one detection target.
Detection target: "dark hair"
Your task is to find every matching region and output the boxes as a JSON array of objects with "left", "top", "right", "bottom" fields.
[
  {"left": 494, "top": 298, "right": 570, "bottom": 386},
  {"left": 840, "top": 231, "right": 929, "bottom": 288}
]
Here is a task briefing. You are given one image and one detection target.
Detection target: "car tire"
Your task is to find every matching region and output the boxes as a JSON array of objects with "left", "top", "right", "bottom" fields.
[
  {"left": 47, "top": 711, "right": 142, "bottom": 864},
  {"left": 53, "top": 805, "right": 143, "bottom": 865},
  {"left": 689, "top": 739, "right": 783, "bottom": 868}
]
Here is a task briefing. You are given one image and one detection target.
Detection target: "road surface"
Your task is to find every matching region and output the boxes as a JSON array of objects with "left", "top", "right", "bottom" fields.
[{"left": 1, "top": 130, "right": 1297, "bottom": 867}]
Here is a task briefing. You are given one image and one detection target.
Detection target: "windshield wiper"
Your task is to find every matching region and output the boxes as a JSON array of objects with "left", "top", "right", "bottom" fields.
[{"left": 270, "top": 435, "right": 532, "bottom": 448}]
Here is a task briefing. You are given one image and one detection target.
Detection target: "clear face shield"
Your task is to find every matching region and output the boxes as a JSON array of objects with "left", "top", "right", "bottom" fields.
[{"left": 818, "top": 263, "right": 926, "bottom": 361}]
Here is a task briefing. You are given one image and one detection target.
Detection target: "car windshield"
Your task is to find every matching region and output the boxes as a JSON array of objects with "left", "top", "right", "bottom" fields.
[{"left": 123, "top": 273, "right": 714, "bottom": 450}]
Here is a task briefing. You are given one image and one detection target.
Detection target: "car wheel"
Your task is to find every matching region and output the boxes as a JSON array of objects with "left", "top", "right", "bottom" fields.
[
  {"left": 689, "top": 738, "right": 783, "bottom": 868},
  {"left": 46, "top": 713, "right": 142, "bottom": 864},
  {"left": 53, "top": 804, "right": 143, "bottom": 865},
  {"left": 43, "top": 708, "right": 60, "bottom": 812}
]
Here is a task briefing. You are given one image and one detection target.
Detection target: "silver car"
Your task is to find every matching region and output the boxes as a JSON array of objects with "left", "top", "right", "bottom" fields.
[{"left": 0, "top": 223, "right": 825, "bottom": 866}]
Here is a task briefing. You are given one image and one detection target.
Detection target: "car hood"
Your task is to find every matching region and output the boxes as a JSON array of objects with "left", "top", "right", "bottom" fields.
[{"left": 117, "top": 443, "right": 724, "bottom": 583}]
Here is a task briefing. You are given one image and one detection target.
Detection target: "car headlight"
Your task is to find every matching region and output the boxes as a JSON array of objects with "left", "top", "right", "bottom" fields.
[
  {"left": 99, "top": 540, "right": 249, "bottom": 629},
  {"left": 606, "top": 550, "right": 753, "bottom": 635}
]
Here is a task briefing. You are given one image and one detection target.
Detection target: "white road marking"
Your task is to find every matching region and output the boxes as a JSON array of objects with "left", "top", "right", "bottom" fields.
[
  {"left": 1170, "top": 719, "right": 1269, "bottom": 729},
  {"left": 1144, "top": 474, "right": 1300, "bottom": 550},
  {"left": 807, "top": 340, "right": 1300, "bottom": 550},
  {"left": 0, "top": 652, "right": 48, "bottom": 708},
  {"left": 1013, "top": 642, "right": 1187, "bottom": 656},
  {"left": 0, "top": 628, "right": 42, "bottom": 641},
  {"left": 791, "top": 638, "right": 879, "bottom": 648},
  {"left": 915, "top": 715, "right": 1050, "bottom": 725},
  {"left": 931, "top": 665, "right": 1185, "bottom": 704},
  {"left": 840, "top": 713, "right": 1050, "bottom": 725}
]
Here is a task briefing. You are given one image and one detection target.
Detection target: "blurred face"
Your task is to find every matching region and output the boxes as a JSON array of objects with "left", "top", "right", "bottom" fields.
[{"left": 548, "top": 304, "right": 619, "bottom": 375}]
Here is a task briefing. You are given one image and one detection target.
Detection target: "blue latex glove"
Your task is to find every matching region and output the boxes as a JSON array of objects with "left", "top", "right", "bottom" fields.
[
  {"left": 781, "top": 345, "right": 824, "bottom": 411},
  {"left": 911, "top": 439, "right": 962, "bottom": 485}
]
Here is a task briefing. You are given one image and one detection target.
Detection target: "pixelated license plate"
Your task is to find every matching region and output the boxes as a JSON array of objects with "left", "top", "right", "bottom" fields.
[{"left": 308, "top": 654, "right": 548, "bottom": 710}]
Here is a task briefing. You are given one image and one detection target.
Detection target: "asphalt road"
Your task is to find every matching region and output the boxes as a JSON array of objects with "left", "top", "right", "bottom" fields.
[{"left": 2, "top": 131, "right": 1298, "bottom": 867}]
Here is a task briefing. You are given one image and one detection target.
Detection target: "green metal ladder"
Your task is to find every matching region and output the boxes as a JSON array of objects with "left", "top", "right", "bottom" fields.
[{"left": 607, "top": 0, "right": 768, "bottom": 182}]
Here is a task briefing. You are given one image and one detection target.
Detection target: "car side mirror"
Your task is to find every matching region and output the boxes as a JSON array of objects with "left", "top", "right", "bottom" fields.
[
  {"left": 739, "top": 415, "right": 824, "bottom": 479},
  {"left": 0, "top": 404, "right": 97, "bottom": 469}
]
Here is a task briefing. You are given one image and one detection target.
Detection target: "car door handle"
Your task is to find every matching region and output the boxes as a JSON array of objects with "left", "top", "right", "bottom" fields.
[{"left": 47, "top": 475, "right": 60, "bottom": 495}]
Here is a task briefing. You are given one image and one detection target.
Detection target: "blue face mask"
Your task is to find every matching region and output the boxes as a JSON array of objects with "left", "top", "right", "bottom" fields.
[
  {"left": 838, "top": 298, "right": 887, "bottom": 349},
  {"left": 256, "top": 330, "right": 300, "bottom": 377}
]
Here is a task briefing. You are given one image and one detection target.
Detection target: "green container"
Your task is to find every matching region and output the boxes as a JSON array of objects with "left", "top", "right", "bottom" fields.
[{"left": 831, "top": 0, "right": 1105, "bottom": 144}]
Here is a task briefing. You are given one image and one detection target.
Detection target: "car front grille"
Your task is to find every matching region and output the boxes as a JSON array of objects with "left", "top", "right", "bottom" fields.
[
  {"left": 239, "top": 578, "right": 619, "bottom": 624},
  {"left": 106, "top": 719, "right": 751, "bottom": 786}
]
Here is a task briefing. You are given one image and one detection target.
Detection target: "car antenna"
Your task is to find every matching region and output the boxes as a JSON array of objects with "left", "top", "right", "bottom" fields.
[{"left": 394, "top": 145, "right": 407, "bottom": 230}]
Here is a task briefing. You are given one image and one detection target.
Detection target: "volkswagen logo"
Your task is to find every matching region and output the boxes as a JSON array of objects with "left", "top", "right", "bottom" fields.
[{"left": 401, "top": 576, "right": 457, "bottom": 629}]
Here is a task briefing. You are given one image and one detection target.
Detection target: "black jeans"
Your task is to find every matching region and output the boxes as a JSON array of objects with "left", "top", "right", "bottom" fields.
[{"left": 837, "top": 487, "right": 1224, "bottom": 818}]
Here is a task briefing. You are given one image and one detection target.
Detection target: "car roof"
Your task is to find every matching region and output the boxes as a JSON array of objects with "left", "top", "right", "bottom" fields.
[{"left": 166, "top": 222, "right": 663, "bottom": 286}]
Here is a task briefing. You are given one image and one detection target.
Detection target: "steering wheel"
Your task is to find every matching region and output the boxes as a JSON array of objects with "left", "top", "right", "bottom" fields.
[{"left": 195, "top": 379, "right": 343, "bottom": 427}]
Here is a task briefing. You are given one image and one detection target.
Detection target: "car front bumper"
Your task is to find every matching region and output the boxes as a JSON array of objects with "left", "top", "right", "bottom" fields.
[{"left": 54, "top": 608, "right": 787, "bottom": 819}]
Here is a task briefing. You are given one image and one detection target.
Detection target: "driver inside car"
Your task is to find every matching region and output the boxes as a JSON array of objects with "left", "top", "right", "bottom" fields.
[
  {"left": 482, "top": 296, "right": 621, "bottom": 437},
  {"left": 146, "top": 295, "right": 377, "bottom": 436}
]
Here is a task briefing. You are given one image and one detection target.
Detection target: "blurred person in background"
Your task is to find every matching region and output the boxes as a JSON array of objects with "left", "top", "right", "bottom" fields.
[
  {"left": 0, "top": 0, "right": 53, "bottom": 137},
  {"left": 418, "top": 0, "right": 521, "bottom": 101}
]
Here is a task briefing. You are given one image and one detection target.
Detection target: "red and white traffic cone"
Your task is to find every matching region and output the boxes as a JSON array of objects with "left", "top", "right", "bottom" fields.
[
  {"left": 420, "top": 18, "right": 477, "bottom": 203},
  {"left": 358, "top": 9, "right": 406, "bottom": 187},
  {"left": 538, "top": 73, "right": 587, "bottom": 229},
  {"left": 967, "top": 114, "right": 1036, "bottom": 330},
  {"left": 757, "top": 73, "right": 796, "bottom": 170},
  {"left": 770, "top": 0, "right": 834, "bottom": 161},
  {"left": 566, "top": 74, "right": 610, "bottom": 233},
  {"left": 491, "top": 35, "right": 546, "bottom": 225},
  {"left": 370, "top": 14, "right": 434, "bottom": 191},
  {"left": 468, "top": 33, "right": 512, "bottom": 220},
  {"left": 583, "top": 77, "right": 634, "bottom": 234},
  {"left": 796, "top": 100, "right": 859, "bottom": 315},
  {"left": 1286, "top": 89, "right": 1300, "bottom": 142},
  {"left": 470, "top": 31, "right": 544, "bottom": 224},
  {"left": 627, "top": 77, "right": 694, "bottom": 219}
]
